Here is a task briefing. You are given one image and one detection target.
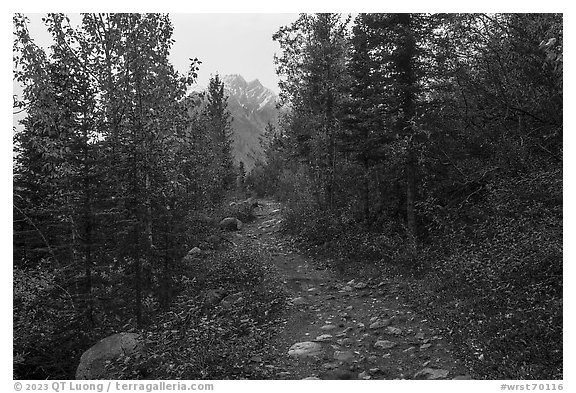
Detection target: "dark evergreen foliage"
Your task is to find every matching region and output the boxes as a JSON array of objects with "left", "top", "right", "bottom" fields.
[
  {"left": 13, "top": 13, "right": 234, "bottom": 379},
  {"left": 251, "top": 13, "right": 562, "bottom": 379},
  {"left": 13, "top": 12, "right": 562, "bottom": 380}
]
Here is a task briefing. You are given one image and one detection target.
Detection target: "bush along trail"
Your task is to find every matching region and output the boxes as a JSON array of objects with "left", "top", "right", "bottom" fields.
[{"left": 231, "top": 199, "right": 472, "bottom": 380}]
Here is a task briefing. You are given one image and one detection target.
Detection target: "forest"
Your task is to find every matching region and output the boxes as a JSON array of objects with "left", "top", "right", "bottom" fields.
[{"left": 13, "top": 13, "right": 562, "bottom": 381}]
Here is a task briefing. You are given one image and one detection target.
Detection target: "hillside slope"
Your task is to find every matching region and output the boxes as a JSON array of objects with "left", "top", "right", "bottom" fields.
[
  {"left": 188, "top": 75, "right": 278, "bottom": 171},
  {"left": 223, "top": 74, "right": 278, "bottom": 171}
]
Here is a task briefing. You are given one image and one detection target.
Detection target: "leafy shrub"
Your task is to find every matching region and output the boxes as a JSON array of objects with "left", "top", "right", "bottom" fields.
[
  {"left": 416, "top": 168, "right": 563, "bottom": 379},
  {"left": 13, "top": 263, "right": 101, "bottom": 379},
  {"left": 282, "top": 202, "right": 342, "bottom": 245},
  {"left": 245, "top": 159, "right": 280, "bottom": 197},
  {"left": 107, "top": 248, "right": 287, "bottom": 379}
]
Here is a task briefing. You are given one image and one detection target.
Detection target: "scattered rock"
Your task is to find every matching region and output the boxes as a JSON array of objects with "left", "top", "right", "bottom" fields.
[
  {"left": 369, "top": 319, "right": 391, "bottom": 329},
  {"left": 358, "top": 371, "right": 371, "bottom": 379},
  {"left": 288, "top": 342, "right": 323, "bottom": 358},
  {"left": 261, "top": 219, "right": 278, "bottom": 227},
  {"left": 386, "top": 326, "right": 402, "bottom": 335},
  {"left": 249, "top": 355, "right": 262, "bottom": 363},
  {"left": 374, "top": 340, "right": 397, "bottom": 350},
  {"left": 220, "top": 292, "right": 243, "bottom": 308},
  {"left": 354, "top": 282, "right": 368, "bottom": 289},
  {"left": 414, "top": 368, "right": 450, "bottom": 380},
  {"left": 242, "top": 197, "right": 260, "bottom": 209},
  {"left": 187, "top": 247, "right": 202, "bottom": 255},
  {"left": 291, "top": 297, "right": 308, "bottom": 306},
  {"left": 322, "top": 362, "right": 339, "bottom": 370},
  {"left": 76, "top": 333, "right": 143, "bottom": 379},
  {"left": 357, "top": 323, "right": 366, "bottom": 330},
  {"left": 452, "top": 375, "right": 472, "bottom": 380},
  {"left": 219, "top": 217, "right": 243, "bottom": 231},
  {"left": 321, "top": 324, "right": 337, "bottom": 331},
  {"left": 203, "top": 288, "right": 226, "bottom": 306},
  {"left": 322, "top": 369, "right": 356, "bottom": 380},
  {"left": 343, "top": 286, "right": 353, "bottom": 292},
  {"left": 333, "top": 350, "right": 355, "bottom": 362},
  {"left": 420, "top": 343, "right": 432, "bottom": 350},
  {"left": 314, "top": 334, "right": 333, "bottom": 342}
]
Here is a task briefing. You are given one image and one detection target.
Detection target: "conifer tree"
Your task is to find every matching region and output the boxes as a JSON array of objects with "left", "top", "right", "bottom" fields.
[{"left": 204, "top": 74, "right": 235, "bottom": 198}]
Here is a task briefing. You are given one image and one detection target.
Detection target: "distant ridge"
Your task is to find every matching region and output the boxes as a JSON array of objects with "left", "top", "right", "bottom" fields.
[{"left": 190, "top": 75, "right": 278, "bottom": 171}]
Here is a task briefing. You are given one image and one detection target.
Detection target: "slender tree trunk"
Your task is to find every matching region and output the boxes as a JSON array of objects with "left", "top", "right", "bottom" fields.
[
  {"left": 363, "top": 157, "right": 370, "bottom": 224},
  {"left": 161, "top": 228, "right": 171, "bottom": 308},
  {"left": 133, "top": 39, "right": 148, "bottom": 327},
  {"left": 396, "top": 13, "right": 418, "bottom": 247},
  {"left": 133, "top": 223, "right": 142, "bottom": 327},
  {"left": 83, "top": 153, "right": 94, "bottom": 326},
  {"left": 145, "top": 172, "right": 153, "bottom": 252},
  {"left": 406, "top": 147, "right": 417, "bottom": 247},
  {"left": 80, "top": 109, "right": 94, "bottom": 326}
]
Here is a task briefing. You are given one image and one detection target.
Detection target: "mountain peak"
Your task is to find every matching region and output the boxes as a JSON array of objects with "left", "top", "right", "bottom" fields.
[
  {"left": 222, "top": 74, "right": 276, "bottom": 107},
  {"left": 222, "top": 74, "right": 247, "bottom": 88},
  {"left": 247, "top": 78, "right": 262, "bottom": 88},
  {"left": 223, "top": 73, "right": 245, "bottom": 82},
  {"left": 185, "top": 74, "right": 278, "bottom": 171},
  {"left": 220, "top": 74, "right": 278, "bottom": 171}
]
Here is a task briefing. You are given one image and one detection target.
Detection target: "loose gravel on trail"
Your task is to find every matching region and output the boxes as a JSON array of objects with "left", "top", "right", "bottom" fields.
[{"left": 232, "top": 200, "right": 471, "bottom": 380}]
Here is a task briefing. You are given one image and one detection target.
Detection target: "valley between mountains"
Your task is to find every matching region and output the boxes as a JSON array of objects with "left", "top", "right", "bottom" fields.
[{"left": 190, "top": 74, "right": 279, "bottom": 171}]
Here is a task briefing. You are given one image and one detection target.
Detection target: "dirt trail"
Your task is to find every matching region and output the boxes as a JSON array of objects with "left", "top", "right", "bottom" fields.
[{"left": 234, "top": 199, "right": 470, "bottom": 380}]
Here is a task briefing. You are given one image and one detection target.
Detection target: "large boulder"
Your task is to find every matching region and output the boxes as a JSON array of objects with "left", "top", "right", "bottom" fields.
[
  {"left": 187, "top": 247, "right": 202, "bottom": 256},
  {"left": 414, "top": 367, "right": 450, "bottom": 380},
  {"left": 76, "top": 332, "right": 144, "bottom": 379},
  {"left": 219, "top": 217, "right": 243, "bottom": 231},
  {"left": 288, "top": 341, "right": 323, "bottom": 358}
]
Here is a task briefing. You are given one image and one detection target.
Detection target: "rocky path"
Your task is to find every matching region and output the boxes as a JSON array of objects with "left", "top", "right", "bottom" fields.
[{"left": 234, "top": 199, "right": 471, "bottom": 380}]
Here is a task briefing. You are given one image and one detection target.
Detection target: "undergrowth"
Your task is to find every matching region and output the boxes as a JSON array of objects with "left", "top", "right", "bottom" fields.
[
  {"left": 105, "top": 248, "right": 287, "bottom": 379},
  {"left": 279, "top": 168, "right": 562, "bottom": 379}
]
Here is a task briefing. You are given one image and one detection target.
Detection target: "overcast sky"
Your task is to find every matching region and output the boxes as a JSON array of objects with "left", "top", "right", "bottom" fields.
[
  {"left": 170, "top": 14, "right": 299, "bottom": 92},
  {"left": 20, "top": 13, "right": 301, "bottom": 93}
]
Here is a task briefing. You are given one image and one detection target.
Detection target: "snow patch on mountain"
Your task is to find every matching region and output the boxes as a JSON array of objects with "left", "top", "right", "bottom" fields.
[
  {"left": 222, "top": 75, "right": 279, "bottom": 170},
  {"left": 185, "top": 74, "right": 278, "bottom": 171}
]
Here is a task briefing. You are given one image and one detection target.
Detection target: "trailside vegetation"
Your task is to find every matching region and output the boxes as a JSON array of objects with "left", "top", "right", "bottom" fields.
[
  {"left": 13, "top": 13, "right": 258, "bottom": 379},
  {"left": 247, "top": 13, "right": 562, "bottom": 379}
]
